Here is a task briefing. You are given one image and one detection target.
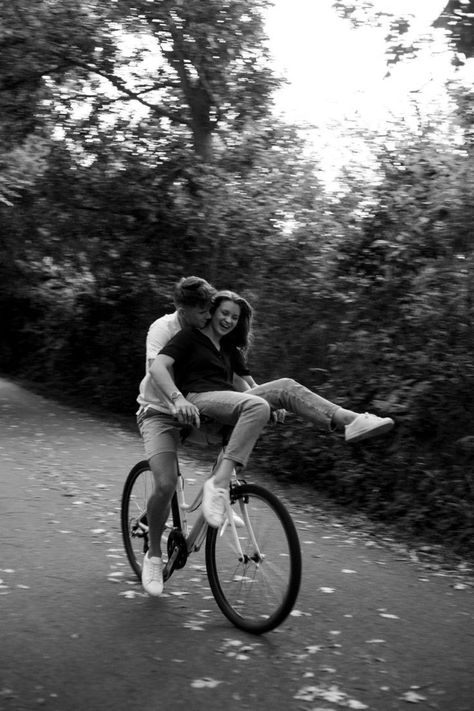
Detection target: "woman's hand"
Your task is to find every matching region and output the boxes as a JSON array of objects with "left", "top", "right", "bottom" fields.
[{"left": 171, "top": 396, "right": 201, "bottom": 427}]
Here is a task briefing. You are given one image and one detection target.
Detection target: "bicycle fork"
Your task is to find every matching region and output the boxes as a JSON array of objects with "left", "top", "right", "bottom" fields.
[{"left": 220, "top": 494, "right": 264, "bottom": 565}]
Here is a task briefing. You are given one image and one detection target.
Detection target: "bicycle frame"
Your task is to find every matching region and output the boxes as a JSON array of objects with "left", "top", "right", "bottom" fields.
[
  {"left": 163, "top": 466, "right": 256, "bottom": 580},
  {"left": 121, "top": 457, "right": 302, "bottom": 633}
]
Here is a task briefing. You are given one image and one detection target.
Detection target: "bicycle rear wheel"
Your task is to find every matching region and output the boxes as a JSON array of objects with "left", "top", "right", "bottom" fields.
[
  {"left": 121, "top": 461, "right": 154, "bottom": 580},
  {"left": 205, "top": 483, "right": 302, "bottom": 634}
]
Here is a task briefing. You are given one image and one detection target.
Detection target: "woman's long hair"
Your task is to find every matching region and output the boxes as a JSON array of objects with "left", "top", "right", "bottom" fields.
[{"left": 210, "top": 290, "right": 253, "bottom": 352}]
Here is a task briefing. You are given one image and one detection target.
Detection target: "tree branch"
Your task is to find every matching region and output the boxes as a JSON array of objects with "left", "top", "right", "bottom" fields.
[{"left": 49, "top": 52, "right": 191, "bottom": 126}]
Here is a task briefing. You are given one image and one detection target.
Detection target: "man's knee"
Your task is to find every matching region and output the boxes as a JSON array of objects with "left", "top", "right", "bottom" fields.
[{"left": 149, "top": 452, "right": 178, "bottom": 497}]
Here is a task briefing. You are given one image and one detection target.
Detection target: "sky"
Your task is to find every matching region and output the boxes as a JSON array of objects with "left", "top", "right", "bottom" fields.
[
  {"left": 266, "top": 0, "right": 449, "bottom": 124},
  {"left": 72, "top": 1, "right": 472, "bottom": 188},
  {"left": 264, "top": 0, "right": 468, "bottom": 188}
]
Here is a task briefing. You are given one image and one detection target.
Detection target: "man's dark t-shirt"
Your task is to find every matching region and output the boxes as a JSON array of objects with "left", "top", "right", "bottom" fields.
[{"left": 159, "top": 327, "right": 251, "bottom": 395}]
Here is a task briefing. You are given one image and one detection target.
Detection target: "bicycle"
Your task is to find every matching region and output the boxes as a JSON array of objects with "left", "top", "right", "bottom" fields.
[{"left": 121, "top": 430, "right": 302, "bottom": 634}]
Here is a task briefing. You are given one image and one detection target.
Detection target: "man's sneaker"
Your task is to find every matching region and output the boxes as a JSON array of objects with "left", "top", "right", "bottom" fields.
[
  {"left": 142, "top": 552, "right": 164, "bottom": 596},
  {"left": 202, "top": 476, "right": 229, "bottom": 528},
  {"left": 345, "top": 413, "right": 394, "bottom": 444}
]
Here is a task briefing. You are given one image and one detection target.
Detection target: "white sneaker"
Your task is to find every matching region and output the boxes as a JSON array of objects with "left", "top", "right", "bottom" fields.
[
  {"left": 221, "top": 510, "right": 244, "bottom": 528},
  {"left": 345, "top": 413, "right": 394, "bottom": 443},
  {"left": 231, "top": 511, "right": 245, "bottom": 528},
  {"left": 142, "top": 552, "right": 163, "bottom": 596},
  {"left": 202, "top": 476, "right": 229, "bottom": 528}
]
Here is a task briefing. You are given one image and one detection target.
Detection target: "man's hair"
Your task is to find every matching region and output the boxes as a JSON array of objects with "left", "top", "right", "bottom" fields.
[{"left": 173, "top": 276, "right": 216, "bottom": 308}]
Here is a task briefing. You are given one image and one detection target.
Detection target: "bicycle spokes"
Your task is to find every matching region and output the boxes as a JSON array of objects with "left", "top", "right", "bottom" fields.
[{"left": 205, "top": 483, "right": 301, "bottom": 634}]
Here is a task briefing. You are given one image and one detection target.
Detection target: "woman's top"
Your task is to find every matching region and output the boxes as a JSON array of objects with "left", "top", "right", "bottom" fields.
[{"left": 159, "top": 327, "right": 251, "bottom": 395}]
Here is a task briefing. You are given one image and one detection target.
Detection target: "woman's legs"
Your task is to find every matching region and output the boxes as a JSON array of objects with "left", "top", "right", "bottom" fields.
[
  {"left": 250, "top": 378, "right": 340, "bottom": 428},
  {"left": 187, "top": 390, "right": 271, "bottom": 526},
  {"left": 250, "top": 379, "right": 393, "bottom": 441},
  {"left": 187, "top": 383, "right": 393, "bottom": 526},
  {"left": 187, "top": 390, "right": 271, "bottom": 476}
]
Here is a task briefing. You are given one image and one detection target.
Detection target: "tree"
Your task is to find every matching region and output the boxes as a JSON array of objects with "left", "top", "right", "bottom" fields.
[
  {"left": 433, "top": 0, "right": 474, "bottom": 58},
  {"left": 332, "top": 0, "right": 474, "bottom": 70}
]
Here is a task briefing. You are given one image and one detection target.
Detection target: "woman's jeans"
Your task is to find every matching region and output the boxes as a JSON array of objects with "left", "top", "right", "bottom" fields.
[{"left": 187, "top": 378, "right": 340, "bottom": 468}]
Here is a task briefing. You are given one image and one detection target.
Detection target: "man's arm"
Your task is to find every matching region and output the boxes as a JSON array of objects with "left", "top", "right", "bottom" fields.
[
  {"left": 146, "top": 318, "right": 175, "bottom": 369},
  {"left": 150, "top": 354, "right": 200, "bottom": 426}
]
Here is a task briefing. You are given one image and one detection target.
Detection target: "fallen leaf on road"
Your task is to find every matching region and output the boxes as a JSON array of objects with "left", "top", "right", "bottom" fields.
[
  {"left": 0, "top": 689, "right": 15, "bottom": 699},
  {"left": 183, "top": 621, "right": 205, "bottom": 631},
  {"left": 290, "top": 609, "right": 312, "bottom": 616},
  {"left": 400, "top": 690, "right": 427, "bottom": 703},
  {"left": 295, "top": 683, "right": 368, "bottom": 709},
  {"left": 191, "top": 678, "right": 223, "bottom": 689},
  {"left": 119, "top": 590, "right": 147, "bottom": 599}
]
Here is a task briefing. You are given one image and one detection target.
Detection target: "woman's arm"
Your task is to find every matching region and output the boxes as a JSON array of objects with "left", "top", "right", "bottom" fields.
[
  {"left": 150, "top": 354, "right": 200, "bottom": 426},
  {"left": 233, "top": 373, "right": 258, "bottom": 391}
]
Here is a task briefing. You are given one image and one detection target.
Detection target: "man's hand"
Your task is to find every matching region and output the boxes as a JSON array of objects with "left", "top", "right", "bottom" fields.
[
  {"left": 272, "top": 409, "right": 287, "bottom": 424},
  {"left": 170, "top": 396, "right": 201, "bottom": 427}
]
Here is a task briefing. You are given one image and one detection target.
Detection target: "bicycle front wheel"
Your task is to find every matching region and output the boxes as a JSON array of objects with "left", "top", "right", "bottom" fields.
[{"left": 205, "top": 483, "right": 302, "bottom": 634}]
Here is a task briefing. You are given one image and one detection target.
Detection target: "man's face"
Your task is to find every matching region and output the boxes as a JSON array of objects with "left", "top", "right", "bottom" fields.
[{"left": 180, "top": 304, "right": 211, "bottom": 329}]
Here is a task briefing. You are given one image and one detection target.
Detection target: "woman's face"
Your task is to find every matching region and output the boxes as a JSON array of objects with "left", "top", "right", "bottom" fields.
[{"left": 210, "top": 299, "right": 241, "bottom": 338}]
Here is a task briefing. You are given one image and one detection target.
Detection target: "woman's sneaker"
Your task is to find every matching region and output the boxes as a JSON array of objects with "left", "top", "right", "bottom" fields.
[
  {"left": 345, "top": 413, "right": 394, "bottom": 443},
  {"left": 202, "top": 476, "right": 229, "bottom": 528},
  {"left": 142, "top": 552, "right": 163, "bottom": 596}
]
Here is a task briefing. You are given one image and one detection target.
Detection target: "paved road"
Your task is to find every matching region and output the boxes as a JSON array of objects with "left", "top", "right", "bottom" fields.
[{"left": 1, "top": 378, "right": 473, "bottom": 711}]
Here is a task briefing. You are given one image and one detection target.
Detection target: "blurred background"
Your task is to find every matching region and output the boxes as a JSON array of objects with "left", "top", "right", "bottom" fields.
[{"left": 1, "top": 0, "right": 473, "bottom": 556}]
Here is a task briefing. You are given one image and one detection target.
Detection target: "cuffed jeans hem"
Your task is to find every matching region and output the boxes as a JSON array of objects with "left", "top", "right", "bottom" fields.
[{"left": 222, "top": 453, "right": 245, "bottom": 469}]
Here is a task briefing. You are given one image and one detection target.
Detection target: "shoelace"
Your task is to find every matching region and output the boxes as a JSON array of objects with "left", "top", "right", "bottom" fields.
[
  {"left": 146, "top": 557, "right": 162, "bottom": 581},
  {"left": 209, "top": 488, "right": 228, "bottom": 514}
]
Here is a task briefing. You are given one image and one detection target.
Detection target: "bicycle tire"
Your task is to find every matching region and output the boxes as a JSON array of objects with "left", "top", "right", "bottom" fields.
[
  {"left": 205, "top": 483, "right": 302, "bottom": 634},
  {"left": 121, "top": 461, "right": 153, "bottom": 580},
  {"left": 121, "top": 460, "right": 182, "bottom": 581}
]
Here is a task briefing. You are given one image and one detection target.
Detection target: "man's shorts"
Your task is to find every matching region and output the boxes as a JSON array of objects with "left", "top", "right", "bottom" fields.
[
  {"left": 137, "top": 407, "right": 226, "bottom": 460},
  {"left": 137, "top": 409, "right": 182, "bottom": 459}
]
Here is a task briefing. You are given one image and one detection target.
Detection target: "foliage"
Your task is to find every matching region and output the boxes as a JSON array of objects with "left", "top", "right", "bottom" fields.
[
  {"left": 433, "top": 0, "right": 474, "bottom": 59},
  {"left": 253, "top": 114, "right": 474, "bottom": 556},
  {"left": 333, "top": 0, "right": 474, "bottom": 70},
  {"left": 1, "top": 0, "right": 473, "bottom": 557}
]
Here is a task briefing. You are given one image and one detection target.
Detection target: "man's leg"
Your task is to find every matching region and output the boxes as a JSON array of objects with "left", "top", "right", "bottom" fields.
[
  {"left": 138, "top": 412, "right": 181, "bottom": 595},
  {"left": 147, "top": 451, "right": 178, "bottom": 558}
]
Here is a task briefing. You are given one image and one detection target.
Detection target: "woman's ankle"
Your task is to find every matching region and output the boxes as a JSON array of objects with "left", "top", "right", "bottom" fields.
[
  {"left": 331, "top": 407, "right": 358, "bottom": 430},
  {"left": 212, "top": 459, "right": 236, "bottom": 488}
]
